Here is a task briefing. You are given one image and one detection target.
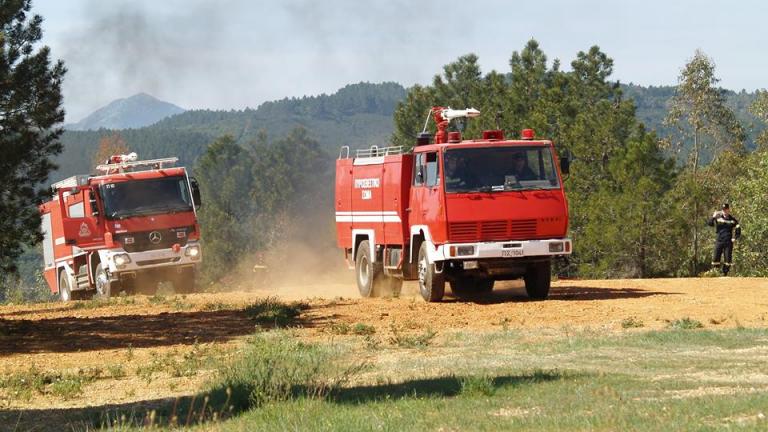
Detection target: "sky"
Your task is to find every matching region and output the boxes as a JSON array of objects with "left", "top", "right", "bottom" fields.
[{"left": 32, "top": 0, "right": 768, "bottom": 123}]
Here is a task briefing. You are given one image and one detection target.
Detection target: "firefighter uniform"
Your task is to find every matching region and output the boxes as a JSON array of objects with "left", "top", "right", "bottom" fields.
[{"left": 707, "top": 204, "right": 741, "bottom": 276}]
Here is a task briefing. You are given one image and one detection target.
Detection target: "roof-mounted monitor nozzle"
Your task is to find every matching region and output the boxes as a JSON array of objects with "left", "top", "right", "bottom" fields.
[
  {"left": 96, "top": 153, "right": 179, "bottom": 174},
  {"left": 420, "top": 106, "right": 481, "bottom": 145}
]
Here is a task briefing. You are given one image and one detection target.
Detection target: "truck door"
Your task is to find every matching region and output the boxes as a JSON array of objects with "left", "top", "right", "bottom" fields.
[
  {"left": 58, "top": 187, "right": 106, "bottom": 249},
  {"left": 410, "top": 151, "right": 445, "bottom": 243}
]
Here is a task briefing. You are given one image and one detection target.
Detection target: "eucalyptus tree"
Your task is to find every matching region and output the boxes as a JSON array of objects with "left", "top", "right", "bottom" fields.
[{"left": 664, "top": 50, "right": 745, "bottom": 274}]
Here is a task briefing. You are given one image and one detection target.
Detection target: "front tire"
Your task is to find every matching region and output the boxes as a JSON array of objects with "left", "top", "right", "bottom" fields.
[
  {"left": 94, "top": 263, "right": 114, "bottom": 299},
  {"left": 524, "top": 260, "right": 551, "bottom": 300},
  {"left": 356, "top": 240, "right": 383, "bottom": 297},
  {"left": 418, "top": 242, "right": 444, "bottom": 302}
]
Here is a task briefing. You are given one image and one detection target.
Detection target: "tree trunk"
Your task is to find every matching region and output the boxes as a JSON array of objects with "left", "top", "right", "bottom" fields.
[{"left": 691, "top": 128, "right": 700, "bottom": 276}]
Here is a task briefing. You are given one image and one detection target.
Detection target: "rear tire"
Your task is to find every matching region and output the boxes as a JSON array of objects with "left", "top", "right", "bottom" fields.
[
  {"left": 418, "top": 242, "right": 444, "bottom": 302},
  {"left": 524, "top": 260, "right": 551, "bottom": 300},
  {"left": 59, "top": 271, "right": 72, "bottom": 302},
  {"left": 356, "top": 240, "right": 384, "bottom": 297}
]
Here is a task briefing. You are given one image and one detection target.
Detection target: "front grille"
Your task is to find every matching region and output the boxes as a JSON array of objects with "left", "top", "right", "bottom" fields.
[
  {"left": 137, "top": 257, "right": 181, "bottom": 267},
  {"left": 510, "top": 219, "right": 537, "bottom": 238},
  {"left": 481, "top": 220, "right": 508, "bottom": 240},
  {"left": 448, "top": 222, "right": 477, "bottom": 242},
  {"left": 449, "top": 219, "right": 539, "bottom": 242},
  {"left": 116, "top": 226, "right": 191, "bottom": 253}
]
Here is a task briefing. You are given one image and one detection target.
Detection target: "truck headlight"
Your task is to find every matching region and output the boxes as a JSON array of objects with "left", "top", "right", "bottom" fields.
[
  {"left": 549, "top": 242, "right": 564, "bottom": 253},
  {"left": 185, "top": 245, "right": 201, "bottom": 260},
  {"left": 113, "top": 253, "right": 131, "bottom": 267},
  {"left": 456, "top": 246, "right": 475, "bottom": 256}
]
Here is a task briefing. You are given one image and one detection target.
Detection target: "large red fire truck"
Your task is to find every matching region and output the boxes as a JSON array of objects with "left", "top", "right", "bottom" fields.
[
  {"left": 335, "top": 107, "right": 571, "bottom": 302},
  {"left": 39, "top": 153, "right": 202, "bottom": 301}
]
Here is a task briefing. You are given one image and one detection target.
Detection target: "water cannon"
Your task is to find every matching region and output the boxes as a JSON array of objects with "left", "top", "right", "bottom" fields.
[
  {"left": 425, "top": 106, "right": 482, "bottom": 144},
  {"left": 107, "top": 152, "right": 138, "bottom": 164},
  {"left": 440, "top": 107, "right": 481, "bottom": 122},
  {"left": 96, "top": 153, "right": 178, "bottom": 174}
]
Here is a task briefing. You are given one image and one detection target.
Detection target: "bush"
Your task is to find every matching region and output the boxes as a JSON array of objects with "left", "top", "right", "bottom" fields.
[
  {"left": 244, "top": 297, "right": 309, "bottom": 327},
  {"left": 621, "top": 317, "right": 645, "bottom": 329},
  {"left": 667, "top": 317, "right": 704, "bottom": 330},
  {"left": 211, "top": 334, "right": 364, "bottom": 409}
]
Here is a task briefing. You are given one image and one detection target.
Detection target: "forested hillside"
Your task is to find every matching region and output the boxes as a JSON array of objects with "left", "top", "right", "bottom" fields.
[
  {"left": 54, "top": 82, "right": 407, "bottom": 180},
  {"left": 54, "top": 81, "right": 764, "bottom": 183},
  {"left": 622, "top": 84, "right": 765, "bottom": 154}
]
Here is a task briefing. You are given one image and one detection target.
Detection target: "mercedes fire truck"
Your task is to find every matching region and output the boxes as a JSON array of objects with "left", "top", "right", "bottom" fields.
[
  {"left": 335, "top": 107, "right": 571, "bottom": 302},
  {"left": 39, "top": 153, "right": 202, "bottom": 301}
]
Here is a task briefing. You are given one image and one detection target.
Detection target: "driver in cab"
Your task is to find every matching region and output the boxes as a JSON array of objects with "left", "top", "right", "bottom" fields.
[{"left": 507, "top": 151, "right": 536, "bottom": 182}]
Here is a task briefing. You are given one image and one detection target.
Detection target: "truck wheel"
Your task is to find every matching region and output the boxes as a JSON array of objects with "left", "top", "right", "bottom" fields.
[
  {"left": 59, "top": 271, "right": 72, "bottom": 302},
  {"left": 418, "top": 242, "right": 444, "bottom": 302},
  {"left": 524, "top": 260, "right": 551, "bottom": 300},
  {"left": 355, "top": 240, "right": 383, "bottom": 297},
  {"left": 94, "top": 263, "right": 113, "bottom": 299},
  {"left": 173, "top": 269, "right": 196, "bottom": 294}
]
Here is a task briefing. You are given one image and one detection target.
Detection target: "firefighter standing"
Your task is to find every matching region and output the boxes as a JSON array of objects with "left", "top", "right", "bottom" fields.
[{"left": 707, "top": 203, "right": 741, "bottom": 276}]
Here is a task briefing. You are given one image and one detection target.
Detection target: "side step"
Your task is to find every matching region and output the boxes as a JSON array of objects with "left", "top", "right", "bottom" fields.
[{"left": 75, "top": 270, "right": 90, "bottom": 291}]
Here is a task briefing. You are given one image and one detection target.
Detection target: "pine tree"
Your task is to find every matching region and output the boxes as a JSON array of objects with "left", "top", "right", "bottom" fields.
[{"left": 0, "top": 0, "right": 66, "bottom": 273}]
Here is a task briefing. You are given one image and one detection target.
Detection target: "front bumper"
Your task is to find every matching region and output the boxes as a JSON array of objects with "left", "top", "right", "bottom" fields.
[
  {"left": 434, "top": 238, "right": 571, "bottom": 261},
  {"left": 102, "top": 241, "right": 202, "bottom": 274}
]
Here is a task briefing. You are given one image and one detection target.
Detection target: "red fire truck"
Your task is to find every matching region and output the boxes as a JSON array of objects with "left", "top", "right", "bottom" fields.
[
  {"left": 39, "top": 153, "right": 202, "bottom": 301},
  {"left": 335, "top": 107, "right": 571, "bottom": 302}
]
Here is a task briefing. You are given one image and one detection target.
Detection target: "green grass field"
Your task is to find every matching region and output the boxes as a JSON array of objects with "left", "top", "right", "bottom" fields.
[{"left": 81, "top": 324, "right": 767, "bottom": 431}]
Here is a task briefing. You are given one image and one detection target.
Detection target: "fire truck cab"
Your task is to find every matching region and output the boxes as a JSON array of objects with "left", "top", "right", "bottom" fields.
[
  {"left": 39, "top": 154, "right": 203, "bottom": 301},
  {"left": 335, "top": 107, "right": 571, "bottom": 302}
]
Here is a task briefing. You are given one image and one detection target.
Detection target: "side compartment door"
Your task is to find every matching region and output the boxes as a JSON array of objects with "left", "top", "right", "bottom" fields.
[
  {"left": 58, "top": 187, "right": 106, "bottom": 250},
  {"left": 335, "top": 160, "right": 353, "bottom": 248}
]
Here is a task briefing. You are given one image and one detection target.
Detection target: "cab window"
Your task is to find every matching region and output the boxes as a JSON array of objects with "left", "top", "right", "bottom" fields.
[
  {"left": 425, "top": 152, "right": 439, "bottom": 187},
  {"left": 413, "top": 153, "right": 425, "bottom": 186}
]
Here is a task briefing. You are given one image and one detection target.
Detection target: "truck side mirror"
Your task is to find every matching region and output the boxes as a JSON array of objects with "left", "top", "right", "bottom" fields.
[
  {"left": 416, "top": 169, "right": 425, "bottom": 185},
  {"left": 190, "top": 177, "right": 202, "bottom": 209},
  {"left": 560, "top": 156, "right": 570, "bottom": 175}
]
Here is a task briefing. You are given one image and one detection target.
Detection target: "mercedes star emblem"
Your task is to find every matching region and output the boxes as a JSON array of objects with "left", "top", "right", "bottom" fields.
[{"left": 149, "top": 231, "right": 162, "bottom": 244}]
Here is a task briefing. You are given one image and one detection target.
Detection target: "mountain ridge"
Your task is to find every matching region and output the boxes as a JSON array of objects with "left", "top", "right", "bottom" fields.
[{"left": 66, "top": 93, "right": 186, "bottom": 131}]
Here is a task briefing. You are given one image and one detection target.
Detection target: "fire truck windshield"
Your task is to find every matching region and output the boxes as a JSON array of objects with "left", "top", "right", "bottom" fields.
[
  {"left": 444, "top": 146, "right": 561, "bottom": 193},
  {"left": 100, "top": 176, "right": 193, "bottom": 219}
]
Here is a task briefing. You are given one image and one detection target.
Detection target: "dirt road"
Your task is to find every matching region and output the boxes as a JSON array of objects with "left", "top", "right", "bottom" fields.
[{"left": 0, "top": 277, "right": 766, "bottom": 416}]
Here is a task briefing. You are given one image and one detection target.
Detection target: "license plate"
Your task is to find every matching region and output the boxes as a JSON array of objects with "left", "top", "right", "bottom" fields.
[{"left": 502, "top": 249, "right": 523, "bottom": 257}]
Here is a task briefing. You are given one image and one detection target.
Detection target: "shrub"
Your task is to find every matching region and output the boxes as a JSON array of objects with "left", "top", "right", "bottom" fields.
[
  {"left": 621, "top": 317, "right": 645, "bottom": 329},
  {"left": 667, "top": 317, "right": 704, "bottom": 330},
  {"left": 210, "top": 334, "right": 365, "bottom": 409},
  {"left": 244, "top": 297, "right": 308, "bottom": 327}
]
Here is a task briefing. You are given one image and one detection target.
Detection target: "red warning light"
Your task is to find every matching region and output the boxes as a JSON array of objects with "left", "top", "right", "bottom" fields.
[{"left": 521, "top": 129, "right": 535, "bottom": 140}]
